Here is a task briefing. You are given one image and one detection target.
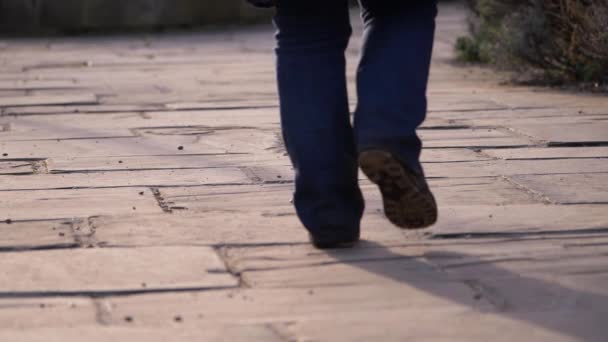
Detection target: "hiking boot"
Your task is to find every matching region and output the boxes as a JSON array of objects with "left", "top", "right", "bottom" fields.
[
  {"left": 309, "top": 230, "right": 360, "bottom": 249},
  {"left": 358, "top": 150, "right": 437, "bottom": 229}
]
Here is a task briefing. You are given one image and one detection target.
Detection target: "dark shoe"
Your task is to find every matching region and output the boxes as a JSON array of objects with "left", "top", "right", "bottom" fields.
[
  {"left": 309, "top": 230, "right": 360, "bottom": 249},
  {"left": 358, "top": 150, "right": 437, "bottom": 229}
]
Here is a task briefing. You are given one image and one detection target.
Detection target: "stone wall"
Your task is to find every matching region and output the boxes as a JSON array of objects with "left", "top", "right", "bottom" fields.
[{"left": 0, "top": 0, "right": 272, "bottom": 32}]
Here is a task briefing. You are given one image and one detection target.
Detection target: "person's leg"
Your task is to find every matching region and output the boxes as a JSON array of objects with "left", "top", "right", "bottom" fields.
[
  {"left": 355, "top": 1, "right": 437, "bottom": 172},
  {"left": 274, "top": 0, "right": 364, "bottom": 246},
  {"left": 355, "top": 1, "right": 439, "bottom": 228}
]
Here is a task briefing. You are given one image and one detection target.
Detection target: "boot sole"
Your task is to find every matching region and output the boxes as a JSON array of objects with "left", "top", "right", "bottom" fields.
[
  {"left": 309, "top": 232, "right": 359, "bottom": 249},
  {"left": 359, "top": 150, "right": 437, "bottom": 229}
]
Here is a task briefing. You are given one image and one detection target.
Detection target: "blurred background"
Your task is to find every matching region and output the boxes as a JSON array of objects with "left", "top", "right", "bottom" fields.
[
  {"left": 0, "top": 0, "right": 272, "bottom": 33},
  {"left": 1, "top": 0, "right": 606, "bottom": 88}
]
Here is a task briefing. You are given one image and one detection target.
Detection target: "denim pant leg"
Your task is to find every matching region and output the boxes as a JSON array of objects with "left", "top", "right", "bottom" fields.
[
  {"left": 355, "top": 1, "right": 438, "bottom": 173},
  {"left": 274, "top": 1, "right": 364, "bottom": 236}
]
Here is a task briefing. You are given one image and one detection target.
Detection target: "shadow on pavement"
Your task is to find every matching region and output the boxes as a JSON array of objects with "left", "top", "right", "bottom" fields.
[{"left": 326, "top": 240, "right": 607, "bottom": 341}]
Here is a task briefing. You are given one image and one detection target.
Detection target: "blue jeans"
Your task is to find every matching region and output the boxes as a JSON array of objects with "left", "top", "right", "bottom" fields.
[{"left": 274, "top": 0, "right": 437, "bottom": 236}]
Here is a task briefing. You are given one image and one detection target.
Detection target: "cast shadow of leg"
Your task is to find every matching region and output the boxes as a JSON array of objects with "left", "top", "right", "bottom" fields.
[{"left": 324, "top": 239, "right": 608, "bottom": 341}]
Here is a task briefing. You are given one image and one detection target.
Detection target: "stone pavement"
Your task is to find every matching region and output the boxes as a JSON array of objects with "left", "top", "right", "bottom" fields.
[{"left": 1, "top": 3, "right": 608, "bottom": 341}]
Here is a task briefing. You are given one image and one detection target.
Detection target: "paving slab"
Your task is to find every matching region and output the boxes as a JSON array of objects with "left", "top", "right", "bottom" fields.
[
  {"left": 91, "top": 212, "right": 307, "bottom": 247},
  {"left": 424, "top": 243, "right": 608, "bottom": 279},
  {"left": 220, "top": 236, "right": 608, "bottom": 276},
  {"left": 0, "top": 298, "right": 96, "bottom": 330},
  {"left": 1, "top": 104, "right": 165, "bottom": 116},
  {"left": 482, "top": 146, "right": 608, "bottom": 160},
  {"left": 11, "top": 110, "right": 280, "bottom": 134},
  {"left": 0, "top": 325, "right": 282, "bottom": 342},
  {"left": 99, "top": 284, "right": 492, "bottom": 333},
  {"left": 406, "top": 177, "right": 538, "bottom": 206},
  {"left": 428, "top": 98, "right": 508, "bottom": 112},
  {"left": 48, "top": 153, "right": 288, "bottom": 172},
  {"left": 0, "top": 167, "right": 249, "bottom": 191},
  {"left": 284, "top": 309, "right": 600, "bottom": 342},
  {"left": 0, "top": 188, "right": 162, "bottom": 220},
  {"left": 0, "top": 119, "right": 135, "bottom": 141},
  {"left": 0, "top": 159, "right": 41, "bottom": 175},
  {"left": 420, "top": 148, "right": 490, "bottom": 163},
  {"left": 426, "top": 158, "right": 608, "bottom": 178},
  {"left": 508, "top": 122, "right": 608, "bottom": 145},
  {"left": 0, "top": 79, "right": 82, "bottom": 91},
  {"left": 0, "top": 136, "right": 234, "bottom": 159},
  {"left": 456, "top": 113, "right": 603, "bottom": 129},
  {"left": 428, "top": 107, "right": 608, "bottom": 122},
  {"left": 485, "top": 91, "right": 608, "bottom": 110},
  {"left": 0, "top": 246, "right": 237, "bottom": 294},
  {"left": 156, "top": 184, "right": 295, "bottom": 213},
  {"left": 0, "top": 94, "right": 98, "bottom": 108},
  {"left": 419, "top": 128, "right": 532, "bottom": 148},
  {"left": 429, "top": 204, "right": 608, "bottom": 236},
  {"left": 0, "top": 220, "right": 76, "bottom": 251},
  {"left": 509, "top": 173, "right": 608, "bottom": 204},
  {"left": 90, "top": 211, "right": 416, "bottom": 247},
  {"left": 235, "top": 256, "right": 451, "bottom": 288}
]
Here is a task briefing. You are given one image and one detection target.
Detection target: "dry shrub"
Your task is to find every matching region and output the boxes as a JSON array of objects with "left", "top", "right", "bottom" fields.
[{"left": 457, "top": 0, "right": 608, "bottom": 84}]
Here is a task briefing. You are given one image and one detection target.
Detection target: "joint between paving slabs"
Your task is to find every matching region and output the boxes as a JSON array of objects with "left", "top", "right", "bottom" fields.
[
  {"left": 501, "top": 175, "right": 554, "bottom": 204},
  {"left": 31, "top": 159, "right": 49, "bottom": 174},
  {"left": 265, "top": 322, "right": 299, "bottom": 342},
  {"left": 71, "top": 217, "right": 99, "bottom": 248},
  {"left": 265, "top": 131, "right": 287, "bottom": 156},
  {"left": 93, "top": 298, "right": 113, "bottom": 325},
  {"left": 239, "top": 167, "right": 264, "bottom": 184},
  {"left": 547, "top": 141, "right": 608, "bottom": 148},
  {"left": 151, "top": 187, "right": 175, "bottom": 213},
  {"left": 463, "top": 279, "right": 511, "bottom": 312},
  {"left": 425, "top": 257, "right": 512, "bottom": 313},
  {"left": 214, "top": 245, "right": 251, "bottom": 288},
  {"left": 128, "top": 127, "right": 143, "bottom": 137},
  {"left": 470, "top": 147, "right": 500, "bottom": 161},
  {"left": 501, "top": 126, "right": 547, "bottom": 147}
]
